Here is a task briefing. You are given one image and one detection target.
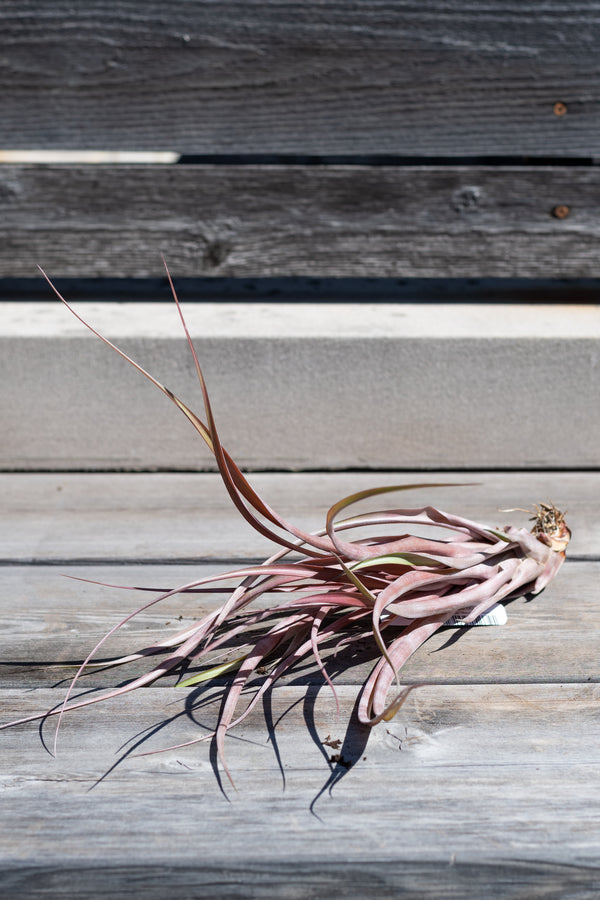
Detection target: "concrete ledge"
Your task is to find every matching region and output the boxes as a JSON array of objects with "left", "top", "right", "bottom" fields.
[{"left": 2, "top": 302, "right": 600, "bottom": 470}]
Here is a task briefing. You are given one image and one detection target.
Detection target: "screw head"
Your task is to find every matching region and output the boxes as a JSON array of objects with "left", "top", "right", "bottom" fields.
[
  {"left": 553, "top": 101, "right": 567, "bottom": 116},
  {"left": 552, "top": 205, "right": 570, "bottom": 219}
]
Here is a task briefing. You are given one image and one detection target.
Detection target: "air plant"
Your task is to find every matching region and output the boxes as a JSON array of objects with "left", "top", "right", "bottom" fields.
[{"left": 2, "top": 264, "right": 571, "bottom": 785}]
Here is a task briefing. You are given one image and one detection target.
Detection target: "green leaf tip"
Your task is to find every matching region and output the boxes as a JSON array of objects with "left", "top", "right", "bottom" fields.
[
  {"left": 178, "top": 655, "right": 247, "bottom": 688},
  {"left": 485, "top": 528, "right": 512, "bottom": 542},
  {"left": 350, "top": 552, "right": 445, "bottom": 572}
]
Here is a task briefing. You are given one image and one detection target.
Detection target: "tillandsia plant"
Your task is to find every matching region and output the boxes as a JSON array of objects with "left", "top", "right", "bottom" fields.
[{"left": 2, "top": 264, "right": 571, "bottom": 785}]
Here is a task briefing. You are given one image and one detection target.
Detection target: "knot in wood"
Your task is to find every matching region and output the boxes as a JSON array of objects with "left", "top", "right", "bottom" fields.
[
  {"left": 452, "top": 185, "right": 482, "bottom": 214},
  {"left": 203, "top": 240, "right": 229, "bottom": 270}
]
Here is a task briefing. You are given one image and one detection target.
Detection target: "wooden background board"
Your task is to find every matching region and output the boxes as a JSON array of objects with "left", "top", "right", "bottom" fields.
[
  {"left": 1, "top": 472, "right": 597, "bottom": 562},
  {"left": 1, "top": 471, "right": 599, "bottom": 896},
  {"left": 0, "top": 164, "right": 598, "bottom": 278},
  {"left": 3, "top": 683, "right": 600, "bottom": 897},
  {"left": 2, "top": 1, "right": 599, "bottom": 155}
]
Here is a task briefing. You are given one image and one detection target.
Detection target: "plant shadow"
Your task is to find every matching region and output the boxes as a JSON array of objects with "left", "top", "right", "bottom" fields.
[{"left": 18, "top": 609, "right": 500, "bottom": 805}]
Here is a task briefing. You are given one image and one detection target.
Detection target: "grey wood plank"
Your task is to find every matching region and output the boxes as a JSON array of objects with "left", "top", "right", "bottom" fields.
[
  {"left": 1, "top": 165, "right": 600, "bottom": 277},
  {"left": 4, "top": 861, "right": 599, "bottom": 900},
  {"left": 0, "top": 472, "right": 596, "bottom": 561},
  {"left": 2, "top": 2, "right": 599, "bottom": 155},
  {"left": 0, "top": 560, "right": 594, "bottom": 689},
  {"left": 2, "top": 683, "right": 600, "bottom": 897},
  {"left": 3, "top": 303, "right": 600, "bottom": 470}
]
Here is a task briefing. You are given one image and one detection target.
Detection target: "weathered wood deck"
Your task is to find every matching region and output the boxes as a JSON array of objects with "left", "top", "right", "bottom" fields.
[
  {"left": 2, "top": 472, "right": 599, "bottom": 897},
  {"left": 2, "top": 1, "right": 600, "bottom": 895}
]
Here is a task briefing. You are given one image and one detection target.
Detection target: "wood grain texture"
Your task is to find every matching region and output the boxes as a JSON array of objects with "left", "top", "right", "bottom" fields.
[
  {"left": 0, "top": 559, "right": 594, "bottom": 689},
  {"left": 4, "top": 861, "right": 600, "bottom": 900},
  {"left": 1, "top": 164, "right": 599, "bottom": 277},
  {"left": 1, "top": 467, "right": 598, "bottom": 894},
  {"left": 1, "top": 472, "right": 596, "bottom": 562},
  {"left": 3, "top": 2, "right": 600, "bottom": 889},
  {"left": 2, "top": 684, "right": 600, "bottom": 897},
  {"left": 2, "top": 1, "right": 599, "bottom": 155},
  {"left": 1, "top": 471, "right": 594, "bottom": 688}
]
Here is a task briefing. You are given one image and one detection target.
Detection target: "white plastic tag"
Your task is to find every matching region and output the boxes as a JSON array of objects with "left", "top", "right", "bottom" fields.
[{"left": 445, "top": 602, "right": 508, "bottom": 627}]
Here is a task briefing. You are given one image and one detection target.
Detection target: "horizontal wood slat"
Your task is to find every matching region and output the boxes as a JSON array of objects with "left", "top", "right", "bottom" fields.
[
  {"left": 0, "top": 165, "right": 599, "bottom": 277},
  {"left": 2, "top": 303, "right": 600, "bottom": 469},
  {"left": 3, "top": 684, "right": 600, "bottom": 896},
  {"left": 1, "top": 472, "right": 596, "bottom": 562},
  {"left": 2, "top": 2, "right": 599, "bottom": 155},
  {"left": 0, "top": 559, "right": 594, "bottom": 689}
]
